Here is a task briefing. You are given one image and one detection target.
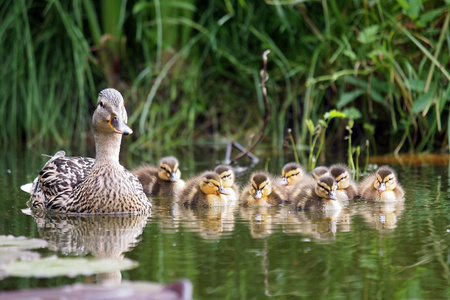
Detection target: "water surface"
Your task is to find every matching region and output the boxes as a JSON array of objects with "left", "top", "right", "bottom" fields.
[{"left": 0, "top": 146, "right": 449, "bottom": 299}]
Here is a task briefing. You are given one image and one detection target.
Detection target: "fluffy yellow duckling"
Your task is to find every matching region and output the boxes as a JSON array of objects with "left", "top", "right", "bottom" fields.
[
  {"left": 280, "top": 162, "right": 312, "bottom": 188},
  {"left": 240, "top": 172, "right": 288, "bottom": 207},
  {"left": 133, "top": 156, "right": 185, "bottom": 197},
  {"left": 328, "top": 164, "right": 358, "bottom": 201},
  {"left": 181, "top": 172, "right": 229, "bottom": 207},
  {"left": 214, "top": 165, "right": 239, "bottom": 202},
  {"left": 291, "top": 175, "right": 341, "bottom": 211},
  {"left": 26, "top": 88, "right": 150, "bottom": 214},
  {"left": 311, "top": 166, "right": 329, "bottom": 180},
  {"left": 359, "top": 166, "right": 404, "bottom": 201}
]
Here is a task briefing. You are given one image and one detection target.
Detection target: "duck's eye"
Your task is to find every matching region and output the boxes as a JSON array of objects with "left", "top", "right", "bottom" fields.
[
  {"left": 338, "top": 175, "right": 347, "bottom": 182},
  {"left": 388, "top": 177, "right": 394, "bottom": 182},
  {"left": 208, "top": 182, "right": 214, "bottom": 186},
  {"left": 99, "top": 101, "right": 104, "bottom": 107}
]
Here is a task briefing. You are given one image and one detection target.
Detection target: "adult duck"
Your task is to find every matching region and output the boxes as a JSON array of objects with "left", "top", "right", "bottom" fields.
[{"left": 26, "top": 88, "right": 151, "bottom": 214}]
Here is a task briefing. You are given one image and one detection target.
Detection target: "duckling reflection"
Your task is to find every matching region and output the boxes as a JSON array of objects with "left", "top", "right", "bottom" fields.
[
  {"left": 175, "top": 205, "right": 236, "bottom": 240},
  {"left": 358, "top": 201, "right": 405, "bottom": 231},
  {"left": 239, "top": 206, "right": 280, "bottom": 238},
  {"left": 26, "top": 211, "right": 148, "bottom": 284},
  {"left": 282, "top": 208, "right": 352, "bottom": 242}
]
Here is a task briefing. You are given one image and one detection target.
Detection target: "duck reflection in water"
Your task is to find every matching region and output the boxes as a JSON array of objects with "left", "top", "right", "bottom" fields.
[
  {"left": 281, "top": 208, "right": 352, "bottom": 242},
  {"left": 175, "top": 205, "right": 237, "bottom": 240},
  {"left": 358, "top": 201, "right": 405, "bottom": 231},
  {"left": 25, "top": 210, "right": 149, "bottom": 284}
]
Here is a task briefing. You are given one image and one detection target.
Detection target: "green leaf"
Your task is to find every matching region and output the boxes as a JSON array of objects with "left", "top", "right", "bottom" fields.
[
  {"left": 306, "top": 119, "right": 314, "bottom": 134},
  {"left": 324, "top": 109, "right": 346, "bottom": 121},
  {"left": 0, "top": 235, "right": 48, "bottom": 251},
  {"left": 342, "top": 107, "right": 362, "bottom": 120},
  {"left": 3, "top": 256, "right": 138, "bottom": 278},
  {"left": 337, "top": 89, "right": 365, "bottom": 108},
  {"left": 358, "top": 25, "right": 380, "bottom": 44},
  {"left": 412, "top": 92, "right": 433, "bottom": 115}
]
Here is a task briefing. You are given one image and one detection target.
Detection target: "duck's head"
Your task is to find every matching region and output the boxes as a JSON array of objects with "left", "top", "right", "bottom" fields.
[
  {"left": 199, "top": 172, "right": 229, "bottom": 196},
  {"left": 315, "top": 175, "right": 337, "bottom": 200},
  {"left": 214, "top": 165, "right": 235, "bottom": 188},
  {"left": 250, "top": 173, "right": 272, "bottom": 200},
  {"left": 280, "top": 162, "right": 303, "bottom": 186},
  {"left": 373, "top": 167, "right": 398, "bottom": 193},
  {"left": 329, "top": 164, "right": 351, "bottom": 190},
  {"left": 93, "top": 88, "right": 132, "bottom": 135},
  {"left": 312, "top": 166, "right": 329, "bottom": 180},
  {"left": 158, "top": 156, "right": 181, "bottom": 182}
]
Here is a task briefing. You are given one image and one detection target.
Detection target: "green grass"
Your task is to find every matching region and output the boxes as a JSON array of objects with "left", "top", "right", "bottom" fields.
[{"left": 0, "top": 0, "right": 448, "bottom": 160}]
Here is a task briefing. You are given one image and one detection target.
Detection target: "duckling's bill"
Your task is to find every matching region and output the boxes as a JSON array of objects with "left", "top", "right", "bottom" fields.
[
  {"left": 219, "top": 186, "right": 230, "bottom": 195},
  {"left": 109, "top": 115, "right": 133, "bottom": 135}
]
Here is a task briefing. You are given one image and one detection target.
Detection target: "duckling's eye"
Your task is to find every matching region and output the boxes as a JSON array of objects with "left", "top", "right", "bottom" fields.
[
  {"left": 208, "top": 182, "right": 214, "bottom": 186},
  {"left": 338, "top": 175, "right": 347, "bottom": 182},
  {"left": 99, "top": 101, "right": 104, "bottom": 108},
  {"left": 388, "top": 177, "right": 394, "bottom": 182},
  {"left": 222, "top": 174, "right": 230, "bottom": 179},
  {"left": 290, "top": 172, "right": 299, "bottom": 177}
]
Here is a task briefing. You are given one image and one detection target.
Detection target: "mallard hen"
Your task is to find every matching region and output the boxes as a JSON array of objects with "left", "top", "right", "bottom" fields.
[{"left": 26, "top": 88, "right": 151, "bottom": 214}]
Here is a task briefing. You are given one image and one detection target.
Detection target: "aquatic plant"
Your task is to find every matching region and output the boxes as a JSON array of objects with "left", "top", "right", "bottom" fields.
[{"left": 0, "top": 0, "right": 448, "bottom": 155}]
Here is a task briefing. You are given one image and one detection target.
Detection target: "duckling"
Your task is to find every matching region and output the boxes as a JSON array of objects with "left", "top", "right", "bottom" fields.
[
  {"left": 181, "top": 171, "right": 229, "bottom": 207},
  {"left": 26, "top": 88, "right": 151, "bottom": 214},
  {"left": 214, "top": 165, "right": 239, "bottom": 202},
  {"left": 240, "top": 172, "right": 288, "bottom": 207},
  {"left": 291, "top": 175, "right": 341, "bottom": 211},
  {"left": 133, "top": 156, "right": 185, "bottom": 197},
  {"left": 311, "top": 166, "right": 329, "bottom": 180},
  {"left": 280, "top": 162, "right": 312, "bottom": 188},
  {"left": 359, "top": 166, "right": 404, "bottom": 201},
  {"left": 328, "top": 164, "right": 358, "bottom": 201}
]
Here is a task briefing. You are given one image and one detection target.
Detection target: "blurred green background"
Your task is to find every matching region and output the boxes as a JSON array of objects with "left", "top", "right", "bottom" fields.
[{"left": 1, "top": 0, "right": 449, "bottom": 156}]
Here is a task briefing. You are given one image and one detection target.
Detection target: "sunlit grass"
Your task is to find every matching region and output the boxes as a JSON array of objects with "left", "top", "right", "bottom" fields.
[{"left": 0, "top": 0, "right": 448, "bottom": 158}]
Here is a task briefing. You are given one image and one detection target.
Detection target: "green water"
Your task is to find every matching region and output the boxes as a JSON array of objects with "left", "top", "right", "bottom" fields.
[{"left": 0, "top": 146, "right": 449, "bottom": 299}]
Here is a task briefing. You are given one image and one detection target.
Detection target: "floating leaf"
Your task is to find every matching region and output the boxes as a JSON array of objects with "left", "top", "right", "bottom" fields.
[
  {"left": 0, "top": 251, "right": 40, "bottom": 266},
  {"left": 0, "top": 235, "right": 48, "bottom": 251},
  {"left": 3, "top": 256, "right": 138, "bottom": 278}
]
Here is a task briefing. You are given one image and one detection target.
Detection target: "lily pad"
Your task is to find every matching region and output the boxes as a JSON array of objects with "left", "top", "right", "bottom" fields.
[
  {"left": 0, "top": 235, "right": 48, "bottom": 251},
  {"left": 3, "top": 256, "right": 138, "bottom": 278},
  {"left": 0, "top": 250, "right": 40, "bottom": 265}
]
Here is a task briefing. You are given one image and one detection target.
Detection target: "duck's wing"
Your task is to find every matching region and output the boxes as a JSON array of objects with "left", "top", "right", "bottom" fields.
[{"left": 28, "top": 151, "right": 95, "bottom": 211}]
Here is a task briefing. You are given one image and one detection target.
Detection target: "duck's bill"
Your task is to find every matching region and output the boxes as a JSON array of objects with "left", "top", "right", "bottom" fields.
[
  {"left": 218, "top": 186, "right": 230, "bottom": 195},
  {"left": 254, "top": 189, "right": 263, "bottom": 199},
  {"left": 377, "top": 182, "right": 386, "bottom": 192},
  {"left": 109, "top": 115, "right": 133, "bottom": 135},
  {"left": 280, "top": 177, "right": 288, "bottom": 186},
  {"left": 169, "top": 172, "right": 178, "bottom": 182},
  {"left": 328, "top": 190, "right": 337, "bottom": 200}
]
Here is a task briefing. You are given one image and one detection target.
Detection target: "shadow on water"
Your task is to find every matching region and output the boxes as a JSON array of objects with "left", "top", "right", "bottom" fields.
[{"left": 0, "top": 144, "right": 449, "bottom": 299}]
